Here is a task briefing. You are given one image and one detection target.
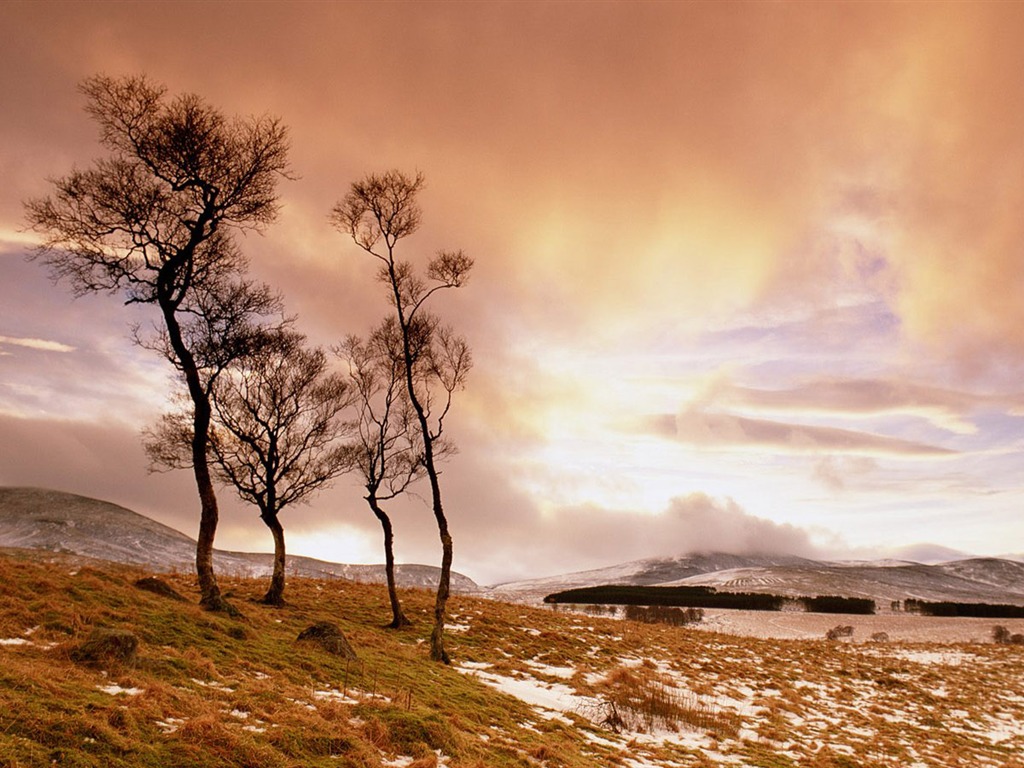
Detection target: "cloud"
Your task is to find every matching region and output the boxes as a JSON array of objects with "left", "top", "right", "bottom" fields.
[
  {"left": 699, "top": 376, "right": 1024, "bottom": 435},
  {"left": 658, "top": 493, "right": 819, "bottom": 559},
  {"left": 462, "top": 492, "right": 821, "bottom": 586},
  {"left": 417, "top": 425, "right": 827, "bottom": 584},
  {"left": 0, "top": 407, "right": 822, "bottom": 585},
  {"left": 0, "top": 413, "right": 201, "bottom": 534},
  {"left": 0, "top": 335, "right": 75, "bottom": 353},
  {"left": 658, "top": 410, "right": 954, "bottom": 458},
  {"left": 774, "top": 8, "right": 1024, "bottom": 374},
  {"left": 0, "top": 411, "right": 334, "bottom": 558},
  {"left": 0, "top": 229, "right": 42, "bottom": 247},
  {"left": 883, "top": 543, "right": 970, "bottom": 565},
  {"left": 0, "top": 249, "right": 172, "bottom": 423},
  {"left": 813, "top": 456, "right": 879, "bottom": 492},
  {"left": 5, "top": 2, "right": 1024, "bottom": 370},
  {"left": 4, "top": 3, "right": 1024, "bottom": 585}
]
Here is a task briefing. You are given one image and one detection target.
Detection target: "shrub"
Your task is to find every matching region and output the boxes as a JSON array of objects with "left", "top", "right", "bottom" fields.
[
  {"left": 997, "top": 626, "right": 1024, "bottom": 646},
  {"left": 69, "top": 628, "right": 138, "bottom": 667},
  {"left": 584, "top": 665, "right": 740, "bottom": 738},
  {"left": 825, "top": 625, "right": 854, "bottom": 641},
  {"left": 623, "top": 605, "right": 704, "bottom": 627},
  {"left": 134, "top": 577, "right": 186, "bottom": 602}
]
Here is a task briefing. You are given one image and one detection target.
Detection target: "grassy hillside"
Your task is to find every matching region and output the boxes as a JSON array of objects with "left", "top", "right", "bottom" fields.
[{"left": 1, "top": 548, "right": 1022, "bottom": 768}]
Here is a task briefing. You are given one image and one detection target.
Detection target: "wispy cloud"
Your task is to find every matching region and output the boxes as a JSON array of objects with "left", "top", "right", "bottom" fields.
[
  {"left": 0, "top": 335, "right": 75, "bottom": 353},
  {"left": 649, "top": 410, "right": 954, "bottom": 457},
  {"left": 0, "top": 229, "right": 41, "bottom": 247},
  {"left": 696, "top": 376, "right": 1024, "bottom": 435}
]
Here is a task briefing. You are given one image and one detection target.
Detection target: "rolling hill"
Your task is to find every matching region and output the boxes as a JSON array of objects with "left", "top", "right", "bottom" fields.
[
  {"left": 4, "top": 486, "right": 1022, "bottom": 608},
  {"left": 0, "top": 487, "right": 479, "bottom": 592}
]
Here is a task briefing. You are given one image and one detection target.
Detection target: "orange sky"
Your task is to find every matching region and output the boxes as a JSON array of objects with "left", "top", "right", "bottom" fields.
[{"left": 2, "top": 1, "right": 1024, "bottom": 583}]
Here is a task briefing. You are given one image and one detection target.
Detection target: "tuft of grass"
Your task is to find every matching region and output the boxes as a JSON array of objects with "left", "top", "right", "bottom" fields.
[{"left": 590, "top": 664, "right": 741, "bottom": 738}]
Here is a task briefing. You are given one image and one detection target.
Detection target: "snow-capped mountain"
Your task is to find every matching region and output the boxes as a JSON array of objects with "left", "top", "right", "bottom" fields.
[
  {"left": 0, "top": 487, "right": 479, "bottom": 592},
  {"left": 493, "top": 552, "right": 1024, "bottom": 606},
  {"left": 491, "top": 553, "right": 814, "bottom": 602}
]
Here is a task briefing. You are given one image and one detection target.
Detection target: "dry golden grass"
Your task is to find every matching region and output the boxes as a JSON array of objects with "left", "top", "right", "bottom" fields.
[{"left": 1, "top": 547, "right": 1023, "bottom": 767}]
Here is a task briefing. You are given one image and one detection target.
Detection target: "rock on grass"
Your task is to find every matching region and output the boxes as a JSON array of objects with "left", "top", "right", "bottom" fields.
[
  {"left": 70, "top": 628, "right": 138, "bottom": 667},
  {"left": 296, "top": 622, "right": 357, "bottom": 660},
  {"left": 134, "top": 576, "right": 186, "bottom": 601}
]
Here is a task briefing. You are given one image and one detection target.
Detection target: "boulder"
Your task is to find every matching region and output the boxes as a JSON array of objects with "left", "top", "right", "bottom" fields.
[
  {"left": 134, "top": 576, "right": 186, "bottom": 602},
  {"left": 296, "top": 622, "right": 357, "bottom": 660}
]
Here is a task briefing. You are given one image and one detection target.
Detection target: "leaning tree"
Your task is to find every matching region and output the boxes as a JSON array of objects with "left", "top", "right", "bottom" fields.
[
  {"left": 341, "top": 320, "right": 453, "bottom": 629},
  {"left": 25, "top": 75, "right": 291, "bottom": 610},
  {"left": 331, "top": 171, "right": 472, "bottom": 662},
  {"left": 147, "top": 329, "right": 353, "bottom": 606}
]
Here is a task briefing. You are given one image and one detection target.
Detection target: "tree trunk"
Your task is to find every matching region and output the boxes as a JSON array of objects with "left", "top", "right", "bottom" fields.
[
  {"left": 425, "top": 460, "right": 452, "bottom": 664},
  {"left": 411, "top": 396, "right": 453, "bottom": 663},
  {"left": 160, "top": 297, "right": 226, "bottom": 612},
  {"left": 261, "top": 512, "right": 286, "bottom": 606},
  {"left": 193, "top": 441, "right": 225, "bottom": 611},
  {"left": 389, "top": 260, "right": 452, "bottom": 662},
  {"left": 430, "top": 527, "right": 453, "bottom": 664},
  {"left": 404, "top": 354, "right": 452, "bottom": 660},
  {"left": 369, "top": 496, "right": 410, "bottom": 629}
]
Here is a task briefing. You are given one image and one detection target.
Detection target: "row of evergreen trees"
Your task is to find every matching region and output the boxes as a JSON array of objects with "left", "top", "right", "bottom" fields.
[{"left": 545, "top": 585, "right": 876, "bottom": 615}]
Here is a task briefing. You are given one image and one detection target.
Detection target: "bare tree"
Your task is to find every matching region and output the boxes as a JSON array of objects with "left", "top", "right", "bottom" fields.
[
  {"left": 25, "top": 75, "right": 290, "bottom": 611},
  {"left": 148, "top": 330, "right": 353, "bottom": 606},
  {"left": 331, "top": 171, "right": 472, "bottom": 662},
  {"left": 341, "top": 321, "right": 445, "bottom": 629},
  {"left": 210, "top": 332, "right": 353, "bottom": 606}
]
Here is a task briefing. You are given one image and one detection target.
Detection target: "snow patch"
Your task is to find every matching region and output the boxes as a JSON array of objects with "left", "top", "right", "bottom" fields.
[
  {"left": 155, "top": 717, "right": 185, "bottom": 733},
  {"left": 381, "top": 750, "right": 450, "bottom": 767},
  {"left": 98, "top": 684, "right": 144, "bottom": 696},
  {"left": 524, "top": 659, "right": 577, "bottom": 679},
  {"left": 190, "top": 678, "right": 234, "bottom": 692},
  {"left": 313, "top": 688, "right": 361, "bottom": 705},
  {"left": 455, "top": 664, "right": 594, "bottom": 723}
]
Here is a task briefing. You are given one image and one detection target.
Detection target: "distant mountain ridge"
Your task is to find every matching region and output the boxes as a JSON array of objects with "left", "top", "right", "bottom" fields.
[
  {"left": 7, "top": 487, "right": 1021, "bottom": 606},
  {"left": 0, "top": 487, "right": 479, "bottom": 592},
  {"left": 494, "top": 552, "right": 1024, "bottom": 607}
]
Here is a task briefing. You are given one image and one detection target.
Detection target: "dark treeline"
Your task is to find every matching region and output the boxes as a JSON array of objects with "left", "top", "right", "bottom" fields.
[
  {"left": 545, "top": 586, "right": 878, "bottom": 615},
  {"left": 799, "top": 596, "right": 875, "bottom": 615},
  {"left": 623, "top": 605, "right": 705, "bottom": 626},
  {"left": 906, "top": 599, "right": 1024, "bottom": 619},
  {"left": 545, "top": 585, "right": 786, "bottom": 611}
]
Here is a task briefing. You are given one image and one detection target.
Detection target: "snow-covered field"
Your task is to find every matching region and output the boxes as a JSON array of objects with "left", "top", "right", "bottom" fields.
[
  {"left": 692, "top": 608, "right": 1024, "bottom": 643},
  {"left": 548, "top": 603, "right": 1024, "bottom": 644},
  {"left": 447, "top": 604, "right": 1024, "bottom": 767}
]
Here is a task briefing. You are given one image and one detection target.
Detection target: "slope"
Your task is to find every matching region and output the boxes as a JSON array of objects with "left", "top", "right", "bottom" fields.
[
  {"left": 0, "top": 487, "right": 478, "bottom": 591},
  {"left": 1, "top": 548, "right": 1023, "bottom": 767}
]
